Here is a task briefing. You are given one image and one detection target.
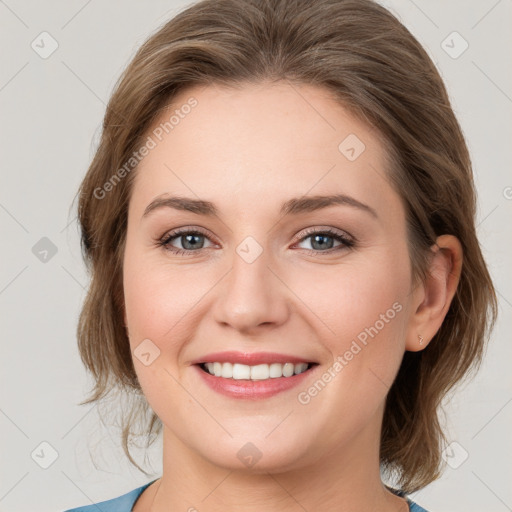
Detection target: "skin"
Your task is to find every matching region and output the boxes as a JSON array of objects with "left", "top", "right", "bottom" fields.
[{"left": 123, "top": 81, "right": 462, "bottom": 512}]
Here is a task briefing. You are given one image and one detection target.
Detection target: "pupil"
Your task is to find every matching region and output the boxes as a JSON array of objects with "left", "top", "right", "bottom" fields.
[
  {"left": 312, "top": 234, "right": 332, "bottom": 250},
  {"left": 183, "top": 234, "right": 203, "bottom": 250}
]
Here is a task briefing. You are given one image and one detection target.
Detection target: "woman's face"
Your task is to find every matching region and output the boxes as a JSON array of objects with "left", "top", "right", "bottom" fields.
[{"left": 123, "top": 81, "right": 419, "bottom": 472}]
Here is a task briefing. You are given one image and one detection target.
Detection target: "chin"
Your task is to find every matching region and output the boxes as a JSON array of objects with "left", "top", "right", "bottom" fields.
[{"left": 191, "top": 430, "right": 315, "bottom": 474}]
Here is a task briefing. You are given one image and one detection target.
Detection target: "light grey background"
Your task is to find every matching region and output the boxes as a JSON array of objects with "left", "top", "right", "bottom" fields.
[{"left": 1, "top": 1, "right": 511, "bottom": 511}]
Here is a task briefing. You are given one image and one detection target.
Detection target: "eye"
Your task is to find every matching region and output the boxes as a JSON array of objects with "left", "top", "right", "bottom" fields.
[
  {"left": 157, "top": 226, "right": 355, "bottom": 256},
  {"left": 157, "top": 228, "right": 215, "bottom": 256},
  {"left": 294, "top": 227, "right": 355, "bottom": 254}
]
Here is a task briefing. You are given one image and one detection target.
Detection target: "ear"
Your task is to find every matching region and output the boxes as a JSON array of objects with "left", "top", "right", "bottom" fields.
[{"left": 405, "top": 234, "right": 463, "bottom": 352}]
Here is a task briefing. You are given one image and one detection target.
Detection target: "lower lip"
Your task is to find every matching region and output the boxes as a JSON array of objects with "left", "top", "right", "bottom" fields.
[{"left": 193, "top": 364, "right": 316, "bottom": 399}]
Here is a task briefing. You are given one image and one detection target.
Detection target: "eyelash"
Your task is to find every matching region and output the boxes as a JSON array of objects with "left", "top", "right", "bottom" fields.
[{"left": 157, "top": 227, "right": 355, "bottom": 256}]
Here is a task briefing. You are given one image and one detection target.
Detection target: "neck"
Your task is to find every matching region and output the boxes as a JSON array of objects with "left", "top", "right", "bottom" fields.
[{"left": 146, "top": 407, "right": 408, "bottom": 512}]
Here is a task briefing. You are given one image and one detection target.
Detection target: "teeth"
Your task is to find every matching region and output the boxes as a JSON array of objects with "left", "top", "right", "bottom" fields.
[{"left": 202, "top": 362, "right": 310, "bottom": 380}]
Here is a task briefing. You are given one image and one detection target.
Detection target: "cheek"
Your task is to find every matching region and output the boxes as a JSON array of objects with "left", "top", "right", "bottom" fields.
[
  {"left": 291, "top": 248, "right": 410, "bottom": 410},
  {"left": 122, "top": 249, "right": 194, "bottom": 414},
  {"left": 295, "top": 266, "right": 409, "bottom": 428},
  {"left": 292, "top": 251, "right": 410, "bottom": 345},
  {"left": 123, "top": 247, "right": 214, "bottom": 356}
]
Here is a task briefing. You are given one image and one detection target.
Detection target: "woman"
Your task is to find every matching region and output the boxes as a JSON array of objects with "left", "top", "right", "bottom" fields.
[{"left": 64, "top": 0, "right": 497, "bottom": 510}]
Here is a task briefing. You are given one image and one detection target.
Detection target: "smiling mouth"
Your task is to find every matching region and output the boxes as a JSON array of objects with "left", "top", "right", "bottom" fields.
[{"left": 198, "top": 362, "right": 318, "bottom": 380}]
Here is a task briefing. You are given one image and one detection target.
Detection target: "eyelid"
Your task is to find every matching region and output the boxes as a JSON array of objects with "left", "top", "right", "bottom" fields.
[
  {"left": 292, "top": 225, "right": 355, "bottom": 244},
  {"left": 160, "top": 225, "right": 210, "bottom": 240},
  {"left": 159, "top": 226, "right": 353, "bottom": 245},
  {"left": 158, "top": 224, "right": 355, "bottom": 256},
  {"left": 159, "top": 226, "right": 218, "bottom": 247}
]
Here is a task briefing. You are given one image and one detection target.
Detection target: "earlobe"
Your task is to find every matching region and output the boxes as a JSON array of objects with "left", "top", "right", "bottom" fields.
[{"left": 405, "top": 235, "right": 463, "bottom": 352}]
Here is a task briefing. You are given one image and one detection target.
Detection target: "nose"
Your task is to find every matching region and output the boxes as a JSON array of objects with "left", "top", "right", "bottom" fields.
[{"left": 211, "top": 243, "right": 290, "bottom": 334}]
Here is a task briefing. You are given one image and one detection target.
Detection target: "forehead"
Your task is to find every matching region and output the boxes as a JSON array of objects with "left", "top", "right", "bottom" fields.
[{"left": 130, "top": 81, "right": 400, "bottom": 222}]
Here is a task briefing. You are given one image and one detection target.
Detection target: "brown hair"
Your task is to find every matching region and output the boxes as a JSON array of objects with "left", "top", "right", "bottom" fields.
[{"left": 74, "top": 0, "right": 497, "bottom": 493}]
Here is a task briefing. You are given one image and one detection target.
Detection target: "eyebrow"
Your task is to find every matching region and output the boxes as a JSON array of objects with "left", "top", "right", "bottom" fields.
[{"left": 142, "top": 193, "right": 378, "bottom": 219}]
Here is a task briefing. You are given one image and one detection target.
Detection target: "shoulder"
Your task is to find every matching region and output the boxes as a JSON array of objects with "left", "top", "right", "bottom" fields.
[
  {"left": 62, "top": 479, "right": 158, "bottom": 512},
  {"left": 386, "top": 486, "right": 430, "bottom": 512},
  {"left": 407, "top": 498, "right": 430, "bottom": 512}
]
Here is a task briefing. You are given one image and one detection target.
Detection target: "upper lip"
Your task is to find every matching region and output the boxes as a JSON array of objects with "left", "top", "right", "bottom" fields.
[{"left": 191, "top": 351, "right": 317, "bottom": 366}]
